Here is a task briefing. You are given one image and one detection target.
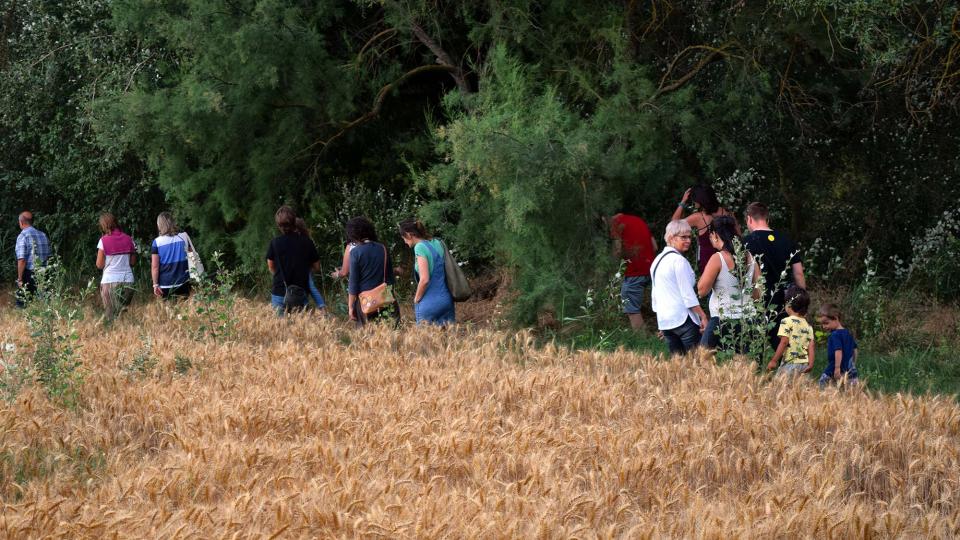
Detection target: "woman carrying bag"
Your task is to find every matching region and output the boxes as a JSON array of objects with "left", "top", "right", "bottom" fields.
[
  {"left": 266, "top": 206, "right": 320, "bottom": 315},
  {"left": 346, "top": 217, "right": 398, "bottom": 326},
  {"left": 398, "top": 218, "right": 455, "bottom": 325}
]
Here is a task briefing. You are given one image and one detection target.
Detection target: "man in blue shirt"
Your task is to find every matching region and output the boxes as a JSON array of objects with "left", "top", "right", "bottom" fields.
[{"left": 15, "top": 211, "right": 51, "bottom": 307}]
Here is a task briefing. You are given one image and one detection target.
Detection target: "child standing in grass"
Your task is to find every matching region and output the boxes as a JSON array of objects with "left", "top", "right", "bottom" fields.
[
  {"left": 767, "top": 286, "right": 815, "bottom": 376},
  {"left": 816, "top": 303, "right": 859, "bottom": 387}
]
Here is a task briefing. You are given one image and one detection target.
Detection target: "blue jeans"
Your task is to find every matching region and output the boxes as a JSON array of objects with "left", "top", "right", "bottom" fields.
[
  {"left": 270, "top": 294, "right": 307, "bottom": 316},
  {"left": 662, "top": 317, "right": 701, "bottom": 356},
  {"left": 307, "top": 275, "right": 325, "bottom": 308},
  {"left": 700, "top": 316, "right": 720, "bottom": 348}
]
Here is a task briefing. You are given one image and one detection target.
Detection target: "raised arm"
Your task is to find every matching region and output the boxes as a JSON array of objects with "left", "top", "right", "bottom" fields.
[{"left": 671, "top": 188, "right": 692, "bottom": 221}]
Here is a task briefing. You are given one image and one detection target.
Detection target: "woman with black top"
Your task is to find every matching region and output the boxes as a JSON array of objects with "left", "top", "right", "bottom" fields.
[
  {"left": 266, "top": 206, "right": 320, "bottom": 315},
  {"left": 346, "top": 217, "right": 398, "bottom": 326}
]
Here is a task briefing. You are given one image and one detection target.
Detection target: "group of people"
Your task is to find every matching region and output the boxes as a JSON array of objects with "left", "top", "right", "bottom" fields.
[
  {"left": 13, "top": 207, "right": 457, "bottom": 327},
  {"left": 265, "top": 207, "right": 456, "bottom": 325},
  {"left": 610, "top": 186, "right": 858, "bottom": 387},
  {"left": 15, "top": 189, "right": 858, "bottom": 384}
]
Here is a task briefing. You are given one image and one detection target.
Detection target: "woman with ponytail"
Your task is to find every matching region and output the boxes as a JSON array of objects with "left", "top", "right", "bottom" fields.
[
  {"left": 696, "top": 215, "right": 760, "bottom": 351},
  {"left": 398, "top": 218, "right": 455, "bottom": 325}
]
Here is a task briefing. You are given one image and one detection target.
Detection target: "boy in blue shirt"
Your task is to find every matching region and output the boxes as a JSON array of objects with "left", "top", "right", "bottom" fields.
[{"left": 817, "top": 303, "right": 859, "bottom": 387}]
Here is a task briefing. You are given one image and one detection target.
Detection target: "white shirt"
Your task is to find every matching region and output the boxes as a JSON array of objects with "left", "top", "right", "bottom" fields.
[
  {"left": 650, "top": 247, "right": 701, "bottom": 330},
  {"left": 97, "top": 238, "right": 135, "bottom": 284}
]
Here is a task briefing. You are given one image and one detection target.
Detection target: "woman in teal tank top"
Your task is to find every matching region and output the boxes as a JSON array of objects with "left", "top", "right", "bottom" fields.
[{"left": 398, "top": 218, "right": 455, "bottom": 325}]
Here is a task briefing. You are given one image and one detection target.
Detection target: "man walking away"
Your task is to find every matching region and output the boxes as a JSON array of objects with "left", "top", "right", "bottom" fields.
[
  {"left": 742, "top": 202, "right": 806, "bottom": 351},
  {"left": 14, "top": 211, "right": 51, "bottom": 307},
  {"left": 609, "top": 211, "right": 657, "bottom": 330}
]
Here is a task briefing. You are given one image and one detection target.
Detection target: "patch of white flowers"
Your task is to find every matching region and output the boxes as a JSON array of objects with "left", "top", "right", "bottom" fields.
[
  {"left": 714, "top": 168, "right": 763, "bottom": 209},
  {"left": 908, "top": 209, "right": 960, "bottom": 275}
]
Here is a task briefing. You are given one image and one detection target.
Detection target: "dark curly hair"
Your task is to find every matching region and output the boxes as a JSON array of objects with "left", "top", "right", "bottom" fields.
[{"left": 345, "top": 216, "right": 378, "bottom": 243}]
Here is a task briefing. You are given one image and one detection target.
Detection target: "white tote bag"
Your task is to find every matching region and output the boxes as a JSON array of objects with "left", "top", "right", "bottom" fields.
[{"left": 179, "top": 232, "right": 205, "bottom": 279}]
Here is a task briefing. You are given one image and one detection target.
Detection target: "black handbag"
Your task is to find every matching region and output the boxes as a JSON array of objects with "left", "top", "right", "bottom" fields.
[{"left": 272, "top": 239, "right": 308, "bottom": 313}]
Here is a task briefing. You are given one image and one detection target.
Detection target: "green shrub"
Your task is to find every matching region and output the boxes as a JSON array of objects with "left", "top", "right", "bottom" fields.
[{"left": 18, "top": 257, "right": 93, "bottom": 408}]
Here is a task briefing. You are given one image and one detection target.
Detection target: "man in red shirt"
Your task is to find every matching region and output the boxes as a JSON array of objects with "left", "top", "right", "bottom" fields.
[{"left": 609, "top": 212, "right": 657, "bottom": 330}]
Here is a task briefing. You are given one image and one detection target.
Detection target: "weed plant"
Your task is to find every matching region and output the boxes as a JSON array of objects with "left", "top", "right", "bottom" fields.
[
  {"left": 16, "top": 257, "right": 93, "bottom": 408},
  {"left": 185, "top": 251, "right": 239, "bottom": 341},
  {"left": 714, "top": 240, "right": 795, "bottom": 365}
]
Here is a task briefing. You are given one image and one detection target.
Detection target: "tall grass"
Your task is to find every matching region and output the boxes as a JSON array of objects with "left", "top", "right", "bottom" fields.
[{"left": 0, "top": 301, "right": 958, "bottom": 536}]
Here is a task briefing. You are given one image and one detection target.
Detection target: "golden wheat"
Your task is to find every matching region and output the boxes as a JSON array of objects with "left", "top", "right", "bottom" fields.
[{"left": 0, "top": 299, "right": 957, "bottom": 538}]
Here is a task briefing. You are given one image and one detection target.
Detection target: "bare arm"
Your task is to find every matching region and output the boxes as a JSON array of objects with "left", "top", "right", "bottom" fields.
[
  {"left": 151, "top": 254, "right": 161, "bottom": 296},
  {"left": 650, "top": 235, "right": 657, "bottom": 252},
  {"left": 331, "top": 245, "right": 351, "bottom": 279},
  {"left": 96, "top": 249, "right": 106, "bottom": 270},
  {"left": 267, "top": 259, "right": 276, "bottom": 274},
  {"left": 693, "top": 306, "right": 707, "bottom": 333},
  {"left": 129, "top": 254, "right": 137, "bottom": 267},
  {"left": 751, "top": 255, "right": 762, "bottom": 300},
  {"left": 792, "top": 262, "right": 806, "bottom": 289},
  {"left": 414, "top": 256, "right": 430, "bottom": 303},
  {"left": 804, "top": 339, "right": 815, "bottom": 373},
  {"left": 16, "top": 259, "right": 26, "bottom": 283},
  {"left": 311, "top": 260, "right": 320, "bottom": 272},
  {"left": 348, "top": 293, "right": 357, "bottom": 320},
  {"left": 671, "top": 188, "right": 692, "bottom": 221},
  {"left": 833, "top": 350, "right": 843, "bottom": 379},
  {"left": 767, "top": 337, "right": 789, "bottom": 371},
  {"left": 697, "top": 253, "right": 721, "bottom": 297},
  {"left": 612, "top": 236, "right": 623, "bottom": 260}
]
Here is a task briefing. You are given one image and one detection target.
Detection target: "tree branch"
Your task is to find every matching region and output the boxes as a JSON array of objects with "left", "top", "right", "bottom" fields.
[
  {"left": 298, "top": 64, "right": 459, "bottom": 155},
  {"left": 409, "top": 20, "right": 471, "bottom": 94},
  {"left": 648, "top": 44, "right": 734, "bottom": 101}
]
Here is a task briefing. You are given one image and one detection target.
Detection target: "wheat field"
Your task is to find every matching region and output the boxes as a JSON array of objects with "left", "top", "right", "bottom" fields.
[{"left": 0, "top": 299, "right": 958, "bottom": 538}]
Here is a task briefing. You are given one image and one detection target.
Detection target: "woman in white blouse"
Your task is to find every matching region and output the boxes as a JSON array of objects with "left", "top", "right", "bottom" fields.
[{"left": 650, "top": 220, "right": 707, "bottom": 355}]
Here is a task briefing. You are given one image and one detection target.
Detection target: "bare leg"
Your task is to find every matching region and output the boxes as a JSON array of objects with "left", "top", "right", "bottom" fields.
[
  {"left": 627, "top": 313, "right": 645, "bottom": 330},
  {"left": 100, "top": 284, "right": 115, "bottom": 320}
]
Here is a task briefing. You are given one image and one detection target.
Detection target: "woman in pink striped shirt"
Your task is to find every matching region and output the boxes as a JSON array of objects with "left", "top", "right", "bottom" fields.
[{"left": 96, "top": 213, "right": 137, "bottom": 320}]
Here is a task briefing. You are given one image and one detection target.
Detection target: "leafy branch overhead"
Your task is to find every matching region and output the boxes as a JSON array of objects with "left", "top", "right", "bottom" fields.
[{"left": 0, "top": 0, "right": 958, "bottom": 318}]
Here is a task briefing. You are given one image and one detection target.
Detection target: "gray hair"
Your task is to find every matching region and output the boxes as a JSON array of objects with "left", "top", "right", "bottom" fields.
[
  {"left": 156, "top": 212, "right": 178, "bottom": 236},
  {"left": 663, "top": 219, "right": 691, "bottom": 243}
]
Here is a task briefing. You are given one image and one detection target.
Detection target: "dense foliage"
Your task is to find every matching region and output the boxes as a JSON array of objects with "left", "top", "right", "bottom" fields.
[{"left": 2, "top": 0, "right": 958, "bottom": 317}]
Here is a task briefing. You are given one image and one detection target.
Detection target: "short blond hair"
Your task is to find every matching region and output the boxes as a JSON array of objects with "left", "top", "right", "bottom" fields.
[{"left": 664, "top": 219, "right": 691, "bottom": 243}]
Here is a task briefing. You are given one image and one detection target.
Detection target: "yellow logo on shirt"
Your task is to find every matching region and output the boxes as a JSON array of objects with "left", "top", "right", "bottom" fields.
[{"left": 768, "top": 234, "right": 775, "bottom": 242}]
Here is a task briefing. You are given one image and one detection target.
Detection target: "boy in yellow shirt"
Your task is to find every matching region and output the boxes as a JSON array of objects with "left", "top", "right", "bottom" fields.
[{"left": 767, "top": 286, "right": 815, "bottom": 375}]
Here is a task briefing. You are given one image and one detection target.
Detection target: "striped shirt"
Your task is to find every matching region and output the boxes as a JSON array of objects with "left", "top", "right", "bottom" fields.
[
  {"left": 15, "top": 226, "right": 51, "bottom": 270},
  {"left": 151, "top": 233, "right": 190, "bottom": 288}
]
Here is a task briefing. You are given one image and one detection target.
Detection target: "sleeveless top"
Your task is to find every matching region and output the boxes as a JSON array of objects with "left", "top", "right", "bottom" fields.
[
  {"left": 709, "top": 252, "right": 756, "bottom": 320},
  {"left": 695, "top": 209, "right": 733, "bottom": 273},
  {"left": 697, "top": 231, "right": 715, "bottom": 274}
]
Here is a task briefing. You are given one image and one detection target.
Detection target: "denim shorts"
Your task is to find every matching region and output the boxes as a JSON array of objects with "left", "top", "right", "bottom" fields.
[{"left": 620, "top": 276, "right": 650, "bottom": 314}]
